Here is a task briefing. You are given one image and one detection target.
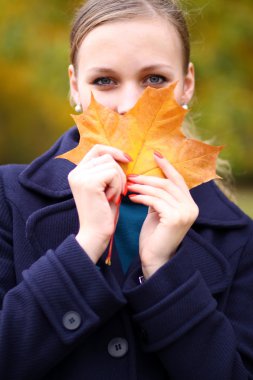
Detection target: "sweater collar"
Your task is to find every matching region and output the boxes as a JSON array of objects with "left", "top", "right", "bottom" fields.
[{"left": 19, "top": 126, "right": 248, "bottom": 228}]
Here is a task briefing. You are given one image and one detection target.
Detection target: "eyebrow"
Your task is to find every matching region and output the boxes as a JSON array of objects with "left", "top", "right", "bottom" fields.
[
  {"left": 86, "top": 68, "right": 118, "bottom": 75},
  {"left": 140, "top": 64, "right": 174, "bottom": 72},
  {"left": 86, "top": 64, "right": 174, "bottom": 74}
]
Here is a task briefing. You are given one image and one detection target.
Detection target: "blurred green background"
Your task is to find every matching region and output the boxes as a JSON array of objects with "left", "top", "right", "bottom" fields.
[{"left": 0, "top": 0, "right": 252, "bottom": 216}]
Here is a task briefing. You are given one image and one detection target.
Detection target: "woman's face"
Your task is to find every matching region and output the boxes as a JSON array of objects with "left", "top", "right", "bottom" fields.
[{"left": 69, "top": 17, "right": 195, "bottom": 114}]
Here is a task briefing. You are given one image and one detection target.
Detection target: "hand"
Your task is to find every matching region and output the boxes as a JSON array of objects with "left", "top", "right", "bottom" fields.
[
  {"left": 68, "top": 145, "right": 131, "bottom": 263},
  {"left": 127, "top": 153, "right": 199, "bottom": 278}
]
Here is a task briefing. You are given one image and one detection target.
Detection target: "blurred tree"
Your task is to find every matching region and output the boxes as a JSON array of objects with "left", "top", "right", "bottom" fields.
[
  {"left": 190, "top": 0, "right": 253, "bottom": 182},
  {"left": 0, "top": 0, "right": 252, "bottom": 185},
  {"left": 0, "top": 0, "right": 76, "bottom": 163}
]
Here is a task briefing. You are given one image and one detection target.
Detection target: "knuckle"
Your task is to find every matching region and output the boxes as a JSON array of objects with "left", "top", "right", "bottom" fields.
[
  {"left": 193, "top": 204, "right": 199, "bottom": 219},
  {"left": 178, "top": 212, "right": 188, "bottom": 225},
  {"left": 68, "top": 169, "right": 76, "bottom": 184},
  {"left": 68, "top": 173, "right": 82, "bottom": 189},
  {"left": 68, "top": 168, "right": 90, "bottom": 188},
  {"left": 92, "top": 144, "right": 101, "bottom": 152},
  {"left": 181, "top": 215, "right": 191, "bottom": 226},
  {"left": 181, "top": 205, "right": 199, "bottom": 225},
  {"left": 92, "top": 144, "right": 113, "bottom": 156},
  {"left": 89, "top": 144, "right": 104, "bottom": 157},
  {"left": 177, "top": 208, "right": 192, "bottom": 226},
  {"left": 103, "top": 153, "right": 113, "bottom": 161}
]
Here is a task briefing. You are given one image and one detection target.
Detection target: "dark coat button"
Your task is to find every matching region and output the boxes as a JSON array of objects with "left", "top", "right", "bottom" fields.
[
  {"left": 108, "top": 337, "right": 128, "bottom": 358},
  {"left": 62, "top": 311, "right": 82, "bottom": 330}
]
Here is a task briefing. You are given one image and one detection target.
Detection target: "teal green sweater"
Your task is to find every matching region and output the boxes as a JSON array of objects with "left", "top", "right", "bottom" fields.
[{"left": 114, "top": 195, "right": 148, "bottom": 273}]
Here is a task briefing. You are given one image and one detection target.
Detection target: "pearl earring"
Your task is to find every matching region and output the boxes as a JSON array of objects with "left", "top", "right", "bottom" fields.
[
  {"left": 75, "top": 103, "right": 83, "bottom": 113},
  {"left": 182, "top": 103, "right": 189, "bottom": 110}
]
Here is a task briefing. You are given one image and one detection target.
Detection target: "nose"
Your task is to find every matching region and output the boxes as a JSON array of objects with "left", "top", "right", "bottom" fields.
[{"left": 116, "top": 84, "right": 142, "bottom": 114}]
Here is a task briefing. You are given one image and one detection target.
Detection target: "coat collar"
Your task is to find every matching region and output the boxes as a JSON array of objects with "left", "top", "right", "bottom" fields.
[
  {"left": 19, "top": 126, "right": 248, "bottom": 228},
  {"left": 19, "top": 127, "right": 77, "bottom": 199},
  {"left": 190, "top": 181, "right": 248, "bottom": 228}
]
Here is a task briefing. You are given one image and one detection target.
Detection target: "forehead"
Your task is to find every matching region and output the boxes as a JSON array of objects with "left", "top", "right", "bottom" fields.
[{"left": 77, "top": 17, "right": 183, "bottom": 68}]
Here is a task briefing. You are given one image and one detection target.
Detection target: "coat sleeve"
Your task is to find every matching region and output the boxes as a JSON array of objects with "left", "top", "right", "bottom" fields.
[
  {"left": 0, "top": 175, "right": 126, "bottom": 379},
  {"left": 123, "top": 229, "right": 253, "bottom": 379}
]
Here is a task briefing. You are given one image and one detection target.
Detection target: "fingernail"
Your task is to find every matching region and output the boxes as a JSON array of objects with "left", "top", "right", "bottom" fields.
[
  {"left": 115, "top": 195, "right": 122, "bottom": 206},
  {"left": 154, "top": 151, "right": 164, "bottom": 159},
  {"left": 122, "top": 183, "right": 128, "bottom": 196},
  {"left": 124, "top": 153, "right": 133, "bottom": 162},
  {"left": 128, "top": 194, "right": 137, "bottom": 199},
  {"left": 107, "top": 194, "right": 114, "bottom": 202}
]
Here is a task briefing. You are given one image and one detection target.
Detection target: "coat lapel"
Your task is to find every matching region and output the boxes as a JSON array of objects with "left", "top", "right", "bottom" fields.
[
  {"left": 191, "top": 181, "right": 248, "bottom": 228},
  {"left": 183, "top": 229, "right": 233, "bottom": 293},
  {"left": 19, "top": 127, "right": 79, "bottom": 253},
  {"left": 25, "top": 199, "right": 79, "bottom": 254},
  {"left": 19, "top": 126, "right": 78, "bottom": 199}
]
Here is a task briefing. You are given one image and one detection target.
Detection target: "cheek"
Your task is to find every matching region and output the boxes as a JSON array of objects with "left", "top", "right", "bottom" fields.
[
  {"left": 82, "top": 89, "right": 118, "bottom": 111},
  {"left": 173, "top": 81, "right": 184, "bottom": 104},
  {"left": 79, "top": 87, "right": 92, "bottom": 110}
]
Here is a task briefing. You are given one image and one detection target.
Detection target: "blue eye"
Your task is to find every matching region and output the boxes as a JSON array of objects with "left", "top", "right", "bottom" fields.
[
  {"left": 146, "top": 75, "right": 167, "bottom": 85},
  {"left": 93, "top": 77, "right": 114, "bottom": 86}
]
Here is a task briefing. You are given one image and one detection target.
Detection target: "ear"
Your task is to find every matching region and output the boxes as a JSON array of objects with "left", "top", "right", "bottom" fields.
[
  {"left": 182, "top": 62, "right": 195, "bottom": 105},
  {"left": 68, "top": 64, "right": 80, "bottom": 105}
]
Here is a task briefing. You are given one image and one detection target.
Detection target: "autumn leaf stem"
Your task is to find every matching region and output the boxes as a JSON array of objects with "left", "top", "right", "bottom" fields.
[{"left": 105, "top": 196, "right": 122, "bottom": 265}]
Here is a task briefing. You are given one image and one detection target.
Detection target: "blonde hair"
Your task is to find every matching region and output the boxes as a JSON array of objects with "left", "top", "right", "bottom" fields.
[
  {"left": 70, "top": 0, "right": 190, "bottom": 73},
  {"left": 69, "top": 0, "right": 233, "bottom": 196}
]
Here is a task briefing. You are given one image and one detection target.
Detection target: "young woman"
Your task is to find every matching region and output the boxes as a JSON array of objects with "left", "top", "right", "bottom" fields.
[{"left": 0, "top": 1, "right": 253, "bottom": 379}]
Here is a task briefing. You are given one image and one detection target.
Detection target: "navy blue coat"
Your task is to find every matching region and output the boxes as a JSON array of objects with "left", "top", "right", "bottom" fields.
[{"left": 1, "top": 127, "right": 253, "bottom": 379}]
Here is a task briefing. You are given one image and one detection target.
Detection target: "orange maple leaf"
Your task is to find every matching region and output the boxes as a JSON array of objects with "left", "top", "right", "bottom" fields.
[{"left": 57, "top": 82, "right": 222, "bottom": 189}]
